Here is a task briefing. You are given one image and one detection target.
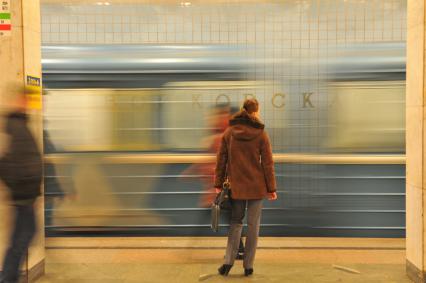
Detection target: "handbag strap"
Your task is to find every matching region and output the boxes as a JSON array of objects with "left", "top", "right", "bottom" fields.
[
  {"left": 223, "top": 135, "right": 232, "bottom": 189},
  {"left": 214, "top": 187, "right": 229, "bottom": 205}
]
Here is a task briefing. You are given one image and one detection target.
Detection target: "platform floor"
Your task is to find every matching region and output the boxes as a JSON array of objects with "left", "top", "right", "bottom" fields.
[{"left": 37, "top": 237, "right": 410, "bottom": 283}]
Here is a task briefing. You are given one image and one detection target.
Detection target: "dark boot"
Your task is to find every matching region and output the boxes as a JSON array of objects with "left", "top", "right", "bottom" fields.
[
  {"left": 218, "top": 264, "right": 233, "bottom": 276},
  {"left": 244, "top": 268, "right": 254, "bottom": 276}
]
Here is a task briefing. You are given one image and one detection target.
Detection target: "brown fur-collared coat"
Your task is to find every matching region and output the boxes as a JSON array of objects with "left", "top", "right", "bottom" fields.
[{"left": 214, "top": 110, "right": 276, "bottom": 200}]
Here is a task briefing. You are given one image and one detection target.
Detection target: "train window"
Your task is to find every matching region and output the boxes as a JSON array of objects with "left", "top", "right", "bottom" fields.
[{"left": 325, "top": 81, "right": 405, "bottom": 153}]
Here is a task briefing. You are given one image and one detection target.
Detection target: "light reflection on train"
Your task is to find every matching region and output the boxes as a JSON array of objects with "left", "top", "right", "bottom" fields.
[{"left": 41, "top": 43, "right": 406, "bottom": 236}]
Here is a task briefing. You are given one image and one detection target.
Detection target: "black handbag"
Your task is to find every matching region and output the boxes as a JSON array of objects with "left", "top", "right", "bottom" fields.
[{"left": 211, "top": 179, "right": 232, "bottom": 232}]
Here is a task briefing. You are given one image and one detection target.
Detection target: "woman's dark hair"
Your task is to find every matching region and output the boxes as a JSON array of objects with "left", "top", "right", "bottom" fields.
[{"left": 243, "top": 98, "right": 259, "bottom": 114}]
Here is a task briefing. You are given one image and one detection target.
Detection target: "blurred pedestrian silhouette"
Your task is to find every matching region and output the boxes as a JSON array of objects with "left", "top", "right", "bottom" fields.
[
  {"left": 0, "top": 86, "right": 43, "bottom": 283},
  {"left": 182, "top": 104, "right": 244, "bottom": 258},
  {"left": 43, "top": 128, "right": 78, "bottom": 227},
  {"left": 184, "top": 104, "right": 231, "bottom": 207}
]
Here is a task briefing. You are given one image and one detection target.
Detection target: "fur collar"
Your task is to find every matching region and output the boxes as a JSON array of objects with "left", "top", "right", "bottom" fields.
[{"left": 229, "top": 110, "right": 264, "bottom": 129}]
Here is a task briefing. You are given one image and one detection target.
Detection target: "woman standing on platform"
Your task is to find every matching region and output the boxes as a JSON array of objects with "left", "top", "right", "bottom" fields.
[{"left": 214, "top": 98, "right": 277, "bottom": 277}]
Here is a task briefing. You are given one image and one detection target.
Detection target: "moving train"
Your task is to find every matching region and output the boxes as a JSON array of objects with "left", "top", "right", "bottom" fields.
[
  {"left": 42, "top": 43, "right": 405, "bottom": 153},
  {"left": 41, "top": 43, "right": 406, "bottom": 237}
]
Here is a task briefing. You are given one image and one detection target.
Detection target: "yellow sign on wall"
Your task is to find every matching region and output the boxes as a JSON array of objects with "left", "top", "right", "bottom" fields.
[{"left": 26, "top": 75, "right": 42, "bottom": 110}]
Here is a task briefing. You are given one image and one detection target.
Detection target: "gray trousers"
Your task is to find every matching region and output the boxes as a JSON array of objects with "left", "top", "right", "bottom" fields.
[{"left": 224, "top": 199, "right": 263, "bottom": 269}]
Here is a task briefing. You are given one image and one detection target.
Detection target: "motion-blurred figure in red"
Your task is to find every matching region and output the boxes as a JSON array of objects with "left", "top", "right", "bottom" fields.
[
  {"left": 183, "top": 104, "right": 231, "bottom": 207},
  {"left": 183, "top": 104, "right": 244, "bottom": 259}
]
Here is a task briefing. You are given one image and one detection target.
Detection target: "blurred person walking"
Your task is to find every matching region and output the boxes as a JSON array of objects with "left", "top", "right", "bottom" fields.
[
  {"left": 0, "top": 87, "right": 42, "bottom": 283},
  {"left": 184, "top": 105, "right": 231, "bottom": 208},
  {"left": 215, "top": 98, "right": 277, "bottom": 277},
  {"left": 182, "top": 104, "right": 244, "bottom": 258}
]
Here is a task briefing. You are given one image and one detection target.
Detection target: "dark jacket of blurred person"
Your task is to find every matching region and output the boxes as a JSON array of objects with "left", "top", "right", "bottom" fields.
[
  {"left": 0, "top": 90, "right": 42, "bottom": 283},
  {"left": 214, "top": 108, "right": 276, "bottom": 200},
  {"left": 0, "top": 112, "right": 42, "bottom": 204}
]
